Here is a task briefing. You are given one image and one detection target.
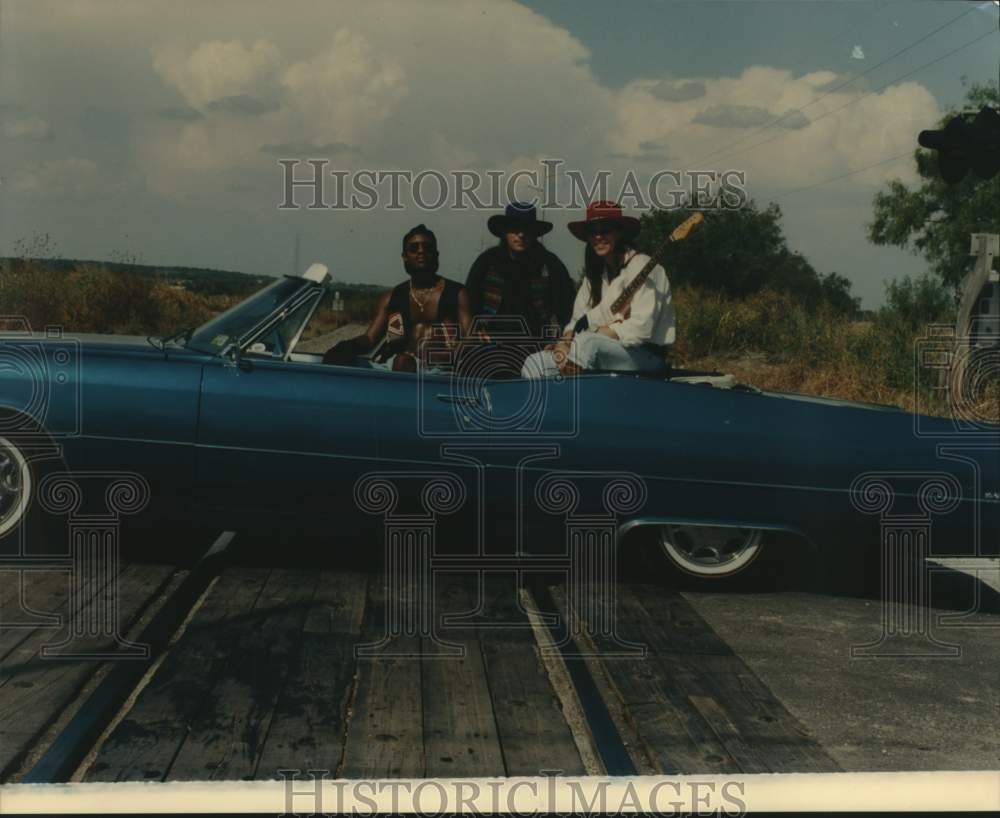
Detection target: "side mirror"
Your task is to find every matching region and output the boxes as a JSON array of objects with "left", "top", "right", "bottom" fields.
[{"left": 226, "top": 337, "right": 253, "bottom": 372}]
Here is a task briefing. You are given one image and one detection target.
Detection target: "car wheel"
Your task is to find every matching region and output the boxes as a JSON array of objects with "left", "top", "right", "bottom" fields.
[
  {"left": 658, "top": 524, "right": 764, "bottom": 579},
  {"left": 0, "top": 430, "right": 66, "bottom": 555},
  {"left": 629, "top": 523, "right": 803, "bottom": 590},
  {"left": 0, "top": 435, "right": 31, "bottom": 540}
]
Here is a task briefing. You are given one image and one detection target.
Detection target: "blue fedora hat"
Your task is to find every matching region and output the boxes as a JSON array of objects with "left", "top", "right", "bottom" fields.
[{"left": 487, "top": 202, "right": 553, "bottom": 238}]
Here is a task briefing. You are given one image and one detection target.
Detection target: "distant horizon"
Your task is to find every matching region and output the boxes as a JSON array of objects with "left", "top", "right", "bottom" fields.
[
  {"left": 2, "top": 253, "right": 893, "bottom": 318},
  {"left": 2, "top": 1, "right": 996, "bottom": 309}
]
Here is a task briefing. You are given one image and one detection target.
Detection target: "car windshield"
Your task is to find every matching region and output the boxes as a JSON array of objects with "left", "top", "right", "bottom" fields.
[{"left": 185, "top": 277, "right": 308, "bottom": 355}]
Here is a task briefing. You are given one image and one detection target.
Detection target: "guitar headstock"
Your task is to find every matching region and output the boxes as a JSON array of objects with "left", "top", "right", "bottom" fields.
[{"left": 670, "top": 211, "right": 705, "bottom": 242}]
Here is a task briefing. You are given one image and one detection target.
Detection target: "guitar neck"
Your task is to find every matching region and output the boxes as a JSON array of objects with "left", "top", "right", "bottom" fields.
[{"left": 609, "top": 237, "right": 673, "bottom": 315}]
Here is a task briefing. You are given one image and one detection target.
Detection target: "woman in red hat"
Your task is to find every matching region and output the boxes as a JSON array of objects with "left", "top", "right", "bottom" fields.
[{"left": 521, "top": 200, "right": 675, "bottom": 378}]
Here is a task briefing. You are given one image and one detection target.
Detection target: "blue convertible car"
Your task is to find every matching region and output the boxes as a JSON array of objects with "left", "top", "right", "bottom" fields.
[{"left": 1, "top": 264, "right": 997, "bottom": 586}]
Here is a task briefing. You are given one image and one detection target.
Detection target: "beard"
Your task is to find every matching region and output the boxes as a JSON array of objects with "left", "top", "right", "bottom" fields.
[{"left": 404, "top": 256, "right": 440, "bottom": 278}]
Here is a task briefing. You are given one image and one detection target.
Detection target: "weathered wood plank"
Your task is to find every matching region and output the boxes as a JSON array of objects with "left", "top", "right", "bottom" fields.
[
  {"left": 0, "top": 562, "right": 176, "bottom": 781},
  {"left": 685, "top": 693, "right": 770, "bottom": 773},
  {"left": 580, "top": 635, "right": 736, "bottom": 769},
  {"left": 587, "top": 582, "right": 838, "bottom": 773},
  {"left": 551, "top": 582, "right": 741, "bottom": 774},
  {"left": 609, "top": 583, "right": 733, "bottom": 657},
  {"left": 545, "top": 584, "right": 658, "bottom": 776},
  {"left": 421, "top": 572, "right": 504, "bottom": 778},
  {"left": 0, "top": 562, "right": 124, "bottom": 675},
  {"left": 85, "top": 567, "right": 270, "bottom": 782},
  {"left": 40, "top": 568, "right": 190, "bottom": 783},
  {"left": 254, "top": 572, "right": 367, "bottom": 779},
  {"left": 629, "top": 584, "right": 839, "bottom": 772},
  {"left": 339, "top": 571, "right": 423, "bottom": 779},
  {"left": 478, "top": 573, "right": 585, "bottom": 777},
  {"left": 0, "top": 569, "right": 71, "bottom": 661},
  {"left": 679, "top": 665, "right": 841, "bottom": 773},
  {"left": 162, "top": 569, "right": 318, "bottom": 781}
]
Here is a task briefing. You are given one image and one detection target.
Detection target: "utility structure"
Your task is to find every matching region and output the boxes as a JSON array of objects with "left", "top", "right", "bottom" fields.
[
  {"left": 952, "top": 232, "right": 999, "bottom": 408},
  {"left": 331, "top": 289, "right": 345, "bottom": 319},
  {"left": 917, "top": 105, "right": 999, "bottom": 409}
]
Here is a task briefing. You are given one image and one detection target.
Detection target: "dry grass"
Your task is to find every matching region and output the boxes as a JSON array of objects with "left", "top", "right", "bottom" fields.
[
  {"left": 1, "top": 260, "right": 995, "bottom": 422},
  {"left": 672, "top": 285, "right": 998, "bottom": 422},
  {"left": 681, "top": 348, "right": 997, "bottom": 422},
  {"left": 0, "top": 259, "right": 235, "bottom": 335}
]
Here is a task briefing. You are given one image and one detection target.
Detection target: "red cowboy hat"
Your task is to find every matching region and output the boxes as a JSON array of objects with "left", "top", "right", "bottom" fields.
[{"left": 567, "top": 200, "right": 642, "bottom": 241}]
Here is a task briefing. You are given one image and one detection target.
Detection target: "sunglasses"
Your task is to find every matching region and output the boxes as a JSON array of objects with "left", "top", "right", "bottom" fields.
[
  {"left": 586, "top": 221, "right": 617, "bottom": 237},
  {"left": 406, "top": 241, "right": 437, "bottom": 253}
]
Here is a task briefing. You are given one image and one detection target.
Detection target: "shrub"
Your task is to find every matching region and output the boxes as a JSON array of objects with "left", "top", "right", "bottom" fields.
[{"left": 0, "top": 259, "right": 217, "bottom": 335}]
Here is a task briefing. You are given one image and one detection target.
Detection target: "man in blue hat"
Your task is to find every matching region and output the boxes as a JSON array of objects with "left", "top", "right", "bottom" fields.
[{"left": 465, "top": 202, "right": 575, "bottom": 341}]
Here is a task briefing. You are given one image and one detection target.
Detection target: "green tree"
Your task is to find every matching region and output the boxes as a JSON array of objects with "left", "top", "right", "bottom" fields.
[
  {"left": 819, "top": 272, "right": 860, "bottom": 316},
  {"left": 637, "top": 200, "right": 860, "bottom": 314},
  {"left": 881, "top": 273, "right": 956, "bottom": 329},
  {"left": 868, "top": 82, "right": 1000, "bottom": 290}
]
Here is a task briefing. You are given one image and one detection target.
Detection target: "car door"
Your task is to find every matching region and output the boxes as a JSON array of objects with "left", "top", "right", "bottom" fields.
[
  {"left": 195, "top": 357, "right": 380, "bottom": 532},
  {"left": 363, "top": 367, "right": 488, "bottom": 549},
  {"left": 477, "top": 372, "right": 589, "bottom": 553}
]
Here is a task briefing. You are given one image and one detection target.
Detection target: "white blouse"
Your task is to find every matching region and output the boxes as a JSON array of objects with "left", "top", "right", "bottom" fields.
[{"left": 565, "top": 250, "right": 676, "bottom": 347}]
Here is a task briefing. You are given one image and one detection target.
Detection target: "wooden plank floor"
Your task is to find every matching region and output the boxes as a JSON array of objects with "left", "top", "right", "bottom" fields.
[
  {"left": 328, "top": 569, "right": 586, "bottom": 778},
  {"left": 551, "top": 581, "right": 842, "bottom": 774},
  {"left": 87, "top": 567, "right": 273, "bottom": 781},
  {"left": 475, "top": 573, "right": 587, "bottom": 777},
  {"left": 84, "top": 567, "right": 585, "bottom": 780},
  {"left": 4, "top": 563, "right": 845, "bottom": 782},
  {"left": 420, "top": 574, "right": 505, "bottom": 778},
  {"left": 0, "top": 562, "right": 183, "bottom": 781}
]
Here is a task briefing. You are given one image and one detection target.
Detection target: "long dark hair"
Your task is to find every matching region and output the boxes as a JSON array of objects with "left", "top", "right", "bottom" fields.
[
  {"left": 584, "top": 238, "right": 634, "bottom": 307},
  {"left": 495, "top": 235, "right": 545, "bottom": 252}
]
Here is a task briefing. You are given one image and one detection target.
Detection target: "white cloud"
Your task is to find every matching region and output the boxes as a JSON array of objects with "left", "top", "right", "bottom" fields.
[
  {"left": 4, "top": 116, "right": 54, "bottom": 141},
  {"left": 153, "top": 39, "right": 281, "bottom": 110},
  {"left": 9, "top": 158, "right": 113, "bottom": 195},
  {"left": 609, "top": 66, "right": 938, "bottom": 193},
  {"left": 280, "top": 28, "right": 407, "bottom": 146},
  {"left": 692, "top": 103, "right": 808, "bottom": 129},
  {"left": 0, "top": 0, "right": 953, "bottom": 305},
  {"left": 649, "top": 80, "right": 706, "bottom": 102},
  {"left": 135, "top": 5, "right": 605, "bottom": 201}
]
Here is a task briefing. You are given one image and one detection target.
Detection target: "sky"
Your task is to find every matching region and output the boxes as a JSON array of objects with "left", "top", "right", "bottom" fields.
[{"left": 0, "top": 0, "right": 997, "bottom": 308}]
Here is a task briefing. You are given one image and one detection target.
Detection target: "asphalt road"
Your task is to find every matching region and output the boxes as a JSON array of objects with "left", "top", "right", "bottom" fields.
[{"left": 682, "top": 559, "right": 1000, "bottom": 771}]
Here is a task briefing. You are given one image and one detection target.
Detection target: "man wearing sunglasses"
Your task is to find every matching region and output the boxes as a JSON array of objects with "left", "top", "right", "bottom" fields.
[{"left": 323, "top": 224, "right": 472, "bottom": 371}]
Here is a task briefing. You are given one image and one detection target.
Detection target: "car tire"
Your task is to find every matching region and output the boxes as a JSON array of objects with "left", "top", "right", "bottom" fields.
[
  {"left": 630, "top": 524, "right": 802, "bottom": 591},
  {"left": 0, "top": 427, "right": 67, "bottom": 556}
]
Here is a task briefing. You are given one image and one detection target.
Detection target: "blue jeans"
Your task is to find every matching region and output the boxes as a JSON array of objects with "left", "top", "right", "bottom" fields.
[{"left": 521, "top": 332, "right": 668, "bottom": 378}]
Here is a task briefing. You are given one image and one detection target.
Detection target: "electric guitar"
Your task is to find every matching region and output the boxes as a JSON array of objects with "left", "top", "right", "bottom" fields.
[{"left": 573, "top": 211, "right": 705, "bottom": 334}]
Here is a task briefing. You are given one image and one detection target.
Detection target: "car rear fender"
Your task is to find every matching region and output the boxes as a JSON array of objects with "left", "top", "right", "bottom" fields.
[{"left": 617, "top": 516, "right": 820, "bottom": 552}]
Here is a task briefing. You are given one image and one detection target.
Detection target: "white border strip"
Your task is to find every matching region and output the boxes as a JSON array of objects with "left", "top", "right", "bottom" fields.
[{"left": 2, "top": 772, "right": 998, "bottom": 814}]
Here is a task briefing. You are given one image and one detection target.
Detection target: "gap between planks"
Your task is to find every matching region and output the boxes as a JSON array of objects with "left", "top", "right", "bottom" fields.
[
  {"left": 518, "top": 586, "right": 604, "bottom": 776},
  {"left": 69, "top": 574, "right": 220, "bottom": 782},
  {"left": 3, "top": 563, "right": 184, "bottom": 782}
]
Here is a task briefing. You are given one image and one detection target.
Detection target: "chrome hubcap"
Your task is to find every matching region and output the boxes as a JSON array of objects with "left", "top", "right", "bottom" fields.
[
  {"left": 0, "top": 439, "right": 29, "bottom": 536},
  {"left": 659, "top": 525, "right": 763, "bottom": 577}
]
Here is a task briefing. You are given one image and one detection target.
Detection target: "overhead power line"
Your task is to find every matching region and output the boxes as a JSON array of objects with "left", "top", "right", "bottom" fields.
[
  {"left": 766, "top": 149, "right": 912, "bottom": 201},
  {"left": 685, "top": 4, "right": 979, "bottom": 167},
  {"left": 703, "top": 26, "right": 999, "bottom": 168}
]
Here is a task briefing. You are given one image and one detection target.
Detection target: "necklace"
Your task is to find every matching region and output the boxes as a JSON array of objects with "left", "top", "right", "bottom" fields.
[{"left": 410, "top": 278, "right": 443, "bottom": 310}]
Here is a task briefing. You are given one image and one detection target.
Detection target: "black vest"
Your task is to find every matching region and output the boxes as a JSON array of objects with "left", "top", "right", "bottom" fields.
[{"left": 380, "top": 278, "right": 462, "bottom": 358}]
